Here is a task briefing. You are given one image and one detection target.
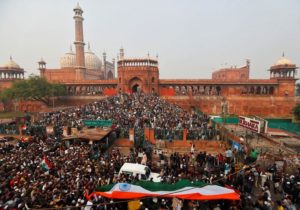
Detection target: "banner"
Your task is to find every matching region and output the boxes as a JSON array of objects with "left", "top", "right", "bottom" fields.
[
  {"left": 160, "top": 88, "right": 175, "bottom": 96},
  {"left": 86, "top": 180, "right": 239, "bottom": 201},
  {"left": 238, "top": 116, "right": 261, "bottom": 133},
  {"left": 103, "top": 88, "right": 117, "bottom": 96},
  {"left": 83, "top": 120, "right": 112, "bottom": 127}
]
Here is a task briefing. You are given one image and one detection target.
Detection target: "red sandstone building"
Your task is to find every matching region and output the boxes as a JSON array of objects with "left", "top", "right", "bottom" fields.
[{"left": 32, "top": 4, "right": 300, "bottom": 117}]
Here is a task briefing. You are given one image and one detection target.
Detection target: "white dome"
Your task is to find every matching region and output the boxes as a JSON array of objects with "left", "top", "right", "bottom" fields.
[
  {"left": 3, "top": 56, "right": 20, "bottom": 69},
  {"left": 85, "top": 44, "right": 102, "bottom": 70},
  {"left": 275, "top": 55, "right": 293, "bottom": 66},
  {"left": 60, "top": 46, "right": 76, "bottom": 68}
]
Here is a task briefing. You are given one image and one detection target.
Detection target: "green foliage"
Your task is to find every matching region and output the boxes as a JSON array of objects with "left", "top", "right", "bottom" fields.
[
  {"left": 0, "top": 76, "right": 66, "bottom": 106},
  {"left": 293, "top": 103, "right": 300, "bottom": 121}
]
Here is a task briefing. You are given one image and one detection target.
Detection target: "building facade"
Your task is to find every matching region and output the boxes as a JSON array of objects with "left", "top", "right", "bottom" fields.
[{"left": 37, "top": 4, "right": 298, "bottom": 118}]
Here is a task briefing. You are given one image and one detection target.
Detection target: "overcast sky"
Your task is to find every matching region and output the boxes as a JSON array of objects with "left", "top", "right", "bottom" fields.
[{"left": 0, "top": 0, "right": 299, "bottom": 79}]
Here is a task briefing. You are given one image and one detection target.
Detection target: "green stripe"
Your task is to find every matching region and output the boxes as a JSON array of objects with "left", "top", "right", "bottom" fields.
[
  {"left": 97, "top": 183, "right": 116, "bottom": 192},
  {"left": 96, "top": 179, "right": 208, "bottom": 192}
]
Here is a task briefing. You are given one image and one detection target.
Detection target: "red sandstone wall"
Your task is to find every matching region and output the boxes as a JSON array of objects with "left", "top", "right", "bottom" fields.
[
  {"left": 17, "top": 101, "right": 47, "bottom": 112},
  {"left": 42, "top": 68, "right": 77, "bottom": 82},
  {"left": 226, "top": 96, "right": 296, "bottom": 117},
  {"left": 163, "top": 95, "right": 296, "bottom": 118},
  {"left": 277, "top": 79, "right": 296, "bottom": 96},
  {"left": 0, "top": 81, "right": 13, "bottom": 91},
  {"left": 212, "top": 66, "right": 249, "bottom": 81},
  {"left": 84, "top": 69, "right": 103, "bottom": 80}
]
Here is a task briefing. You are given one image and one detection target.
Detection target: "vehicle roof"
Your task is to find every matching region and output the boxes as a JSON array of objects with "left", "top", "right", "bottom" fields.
[{"left": 119, "top": 163, "right": 148, "bottom": 173}]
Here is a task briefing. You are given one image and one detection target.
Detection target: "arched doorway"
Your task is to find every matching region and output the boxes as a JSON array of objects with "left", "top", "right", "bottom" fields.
[
  {"left": 129, "top": 77, "right": 143, "bottom": 93},
  {"left": 132, "top": 84, "right": 140, "bottom": 93},
  {"left": 107, "top": 71, "right": 114, "bottom": 79}
]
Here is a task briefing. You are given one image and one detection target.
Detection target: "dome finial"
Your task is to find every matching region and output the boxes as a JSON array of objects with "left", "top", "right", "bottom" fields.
[
  {"left": 69, "top": 44, "right": 73, "bottom": 53},
  {"left": 282, "top": 52, "right": 285, "bottom": 57},
  {"left": 10, "top": 55, "right": 12, "bottom": 61}
]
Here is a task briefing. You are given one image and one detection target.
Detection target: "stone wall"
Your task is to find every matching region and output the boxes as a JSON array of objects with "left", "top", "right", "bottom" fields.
[{"left": 163, "top": 95, "right": 298, "bottom": 118}]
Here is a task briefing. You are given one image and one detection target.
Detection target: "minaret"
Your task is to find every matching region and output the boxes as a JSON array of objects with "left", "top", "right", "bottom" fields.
[
  {"left": 112, "top": 58, "right": 115, "bottom": 78},
  {"left": 119, "top": 47, "right": 124, "bottom": 60},
  {"left": 73, "top": 3, "right": 85, "bottom": 80},
  {"left": 103, "top": 51, "right": 107, "bottom": 79}
]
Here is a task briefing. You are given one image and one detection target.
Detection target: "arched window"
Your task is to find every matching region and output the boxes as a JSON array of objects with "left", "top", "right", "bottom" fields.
[
  {"left": 256, "top": 86, "right": 261, "bottom": 94},
  {"left": 216, "top": 86, "right": 221, "bottom": 96},
  {"left": 269, "top": 87, "right": 274, "bottom": 95},
  {"left": 152, "top": 77, "right": 155, "bottom": 83}
]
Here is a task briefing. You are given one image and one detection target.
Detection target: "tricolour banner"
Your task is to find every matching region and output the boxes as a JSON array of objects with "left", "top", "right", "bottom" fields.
[{"left": 86, "top": 180, "right": 239, "bottom": 201}]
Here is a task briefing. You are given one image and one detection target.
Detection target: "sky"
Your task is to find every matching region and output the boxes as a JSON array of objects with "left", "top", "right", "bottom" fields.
[{"left": 0, "top": 0, "right": 299, "bottom": 79}]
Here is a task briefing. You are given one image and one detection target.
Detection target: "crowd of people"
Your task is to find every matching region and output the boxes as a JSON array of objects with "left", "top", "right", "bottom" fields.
[
  {"left": 37, "top": 93, "right": 214, "bottom": 141},
  {"left": 0, "top": 93, "right": 299, "bottom": 209}
]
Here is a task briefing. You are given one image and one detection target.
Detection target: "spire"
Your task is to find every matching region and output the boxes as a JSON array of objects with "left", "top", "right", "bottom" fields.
[
  {"left": 69, "top": 44, "right": 73, "bottom": 53},
  {"left": 282, "top": 52, "right": 285, "bottom": 57},
  {"left": 120, "top": 47, "right": 124, "bottom": 59},
  {"left": 246, "top": 59, "right": 250, "bottom": 67},
  {"left": 103, "top": 51, "right": 107, "bottom": 60},
  {"left": 88, "top": 42, "right": 91, "bottom": 50},
  {"left": 74, "top": 2, "right": 83, "bottom": 13},
  {"left": 10, "top": 55, "right": 12, "bottom": 61}
]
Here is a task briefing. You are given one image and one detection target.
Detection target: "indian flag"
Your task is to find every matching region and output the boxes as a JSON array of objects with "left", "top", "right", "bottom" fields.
[
  {"left": 41, "top": 156, "right": 52, "bottom": 171},
  {"left": 87, "top": 180, "right": 239, "bottom": 201}
]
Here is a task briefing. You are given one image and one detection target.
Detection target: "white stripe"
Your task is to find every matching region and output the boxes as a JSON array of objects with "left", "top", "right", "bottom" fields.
[{"left": 106, "top": 184, "right": 235, "bottom": 196}]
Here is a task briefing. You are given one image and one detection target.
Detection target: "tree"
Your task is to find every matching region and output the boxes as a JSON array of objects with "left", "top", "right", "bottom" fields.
[
  {"left": 0, "top": 88, "right": 15, "bottom": 111},
  {"left": 293, "top": 104, "right": 300, "bottom": 121},
  {"left": 0, "top": 76, "right": 66, "bottom": 107}
]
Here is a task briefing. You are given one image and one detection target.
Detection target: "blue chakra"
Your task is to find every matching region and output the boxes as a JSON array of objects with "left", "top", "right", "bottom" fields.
[{"left": 119, "top": 183, "right": 131, "bottom": 192}]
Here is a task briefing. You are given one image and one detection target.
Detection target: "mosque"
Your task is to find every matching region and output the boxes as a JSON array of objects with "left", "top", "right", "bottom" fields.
[
  {"left": 0, "top": 3, "right": 298, "bottom": 117},
  {"left": 38, "top": 3, "right": 115, "bottom": 82}
]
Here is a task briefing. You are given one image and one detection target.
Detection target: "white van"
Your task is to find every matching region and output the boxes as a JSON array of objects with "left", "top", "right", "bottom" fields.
[{"left": 118, "top": 163, "right": 161, "bottom": 182}]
